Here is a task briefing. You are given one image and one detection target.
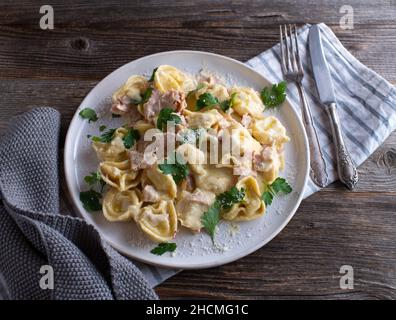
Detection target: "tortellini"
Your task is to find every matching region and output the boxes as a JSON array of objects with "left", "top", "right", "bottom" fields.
[
  {"left": 206, "top": 84, "right": 229, "bottom": 102},
  {"left": 154, "top": 65, "right": 186, "bottom": 93},
  {"left": 230, "top": 87, "right": 265, "bottom": 119},
  {"left": 92, "top": 127, "right": 129, "bottom": 162},
  {"left": 184, "top": 109, "right": 223, "bottom": 129},
  {"left": 112, "top": 75, "right": 148, "bottom": 103},
  {"left": 176, "top": 189, "right": 216, "bottom": 231},
  {"left": 191, "top": 164, "right": 236, "bottom": 194},
  {"left": 251, "top": 116, "right": 290, "bottom": 147},
  {"left": 92, "top": 137, "right": 127, "bottom": 162},
  {"left": 222, "top": 176, "right": 265, "bottom": 221},
  {"left": 99, "top": 160, "right": 140, "bottom": 191},
  {"left": 137, "top": 200, "right": 178, "bottom": 242},
  {"left": 146, "top": 165, "right": 177, "bottom": 199},
  {"left": 102, "top": 188, "right": 142, "bottom": 222}
]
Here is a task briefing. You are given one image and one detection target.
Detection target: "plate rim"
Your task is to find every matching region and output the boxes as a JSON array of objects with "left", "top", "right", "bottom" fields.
[{"left": 64, "top": 50, "right": 309, "bottom": 269}]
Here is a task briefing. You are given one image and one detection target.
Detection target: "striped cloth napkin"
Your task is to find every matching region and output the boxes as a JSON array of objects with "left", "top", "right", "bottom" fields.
[{"left": 141, "top": 23, "right": 396, "bottom": 287}]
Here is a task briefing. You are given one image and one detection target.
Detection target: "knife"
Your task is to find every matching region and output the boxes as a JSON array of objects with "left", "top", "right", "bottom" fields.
[{"left": 308, "top": 24, "right": 358, "bottom": 190}]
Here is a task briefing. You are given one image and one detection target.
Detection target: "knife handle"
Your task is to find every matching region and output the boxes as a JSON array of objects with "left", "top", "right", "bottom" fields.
[
  {"left": 326, "top": 103, "right": 358, "bottom": 190},
  {"left": 296, "top": 83, "right": 328, "bottom": 187}
]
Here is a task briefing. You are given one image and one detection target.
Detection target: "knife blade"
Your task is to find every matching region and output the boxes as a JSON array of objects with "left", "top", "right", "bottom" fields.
[
  {"left": 308, "top": 24, "right": 336, "bottom": 105},
  {"left": 308, "top": 24, "right": 358, "bottom": 190}
]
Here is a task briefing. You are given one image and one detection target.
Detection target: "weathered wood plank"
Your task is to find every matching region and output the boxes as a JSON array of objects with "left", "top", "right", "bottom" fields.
[
  {"left": 1, "top": 0, "right": 395, "bottom": 26},
  {"left": 157, "top": 192, "right": 396, "bottom": 299},
  {"left": 0, "top": 26, "right": 394, "bottom": 81},
  {"left": 0, "top": 1, "right": 395, "bottom": 81}
]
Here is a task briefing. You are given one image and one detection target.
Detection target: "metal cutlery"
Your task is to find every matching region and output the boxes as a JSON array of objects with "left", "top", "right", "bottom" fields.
[
  {"left": 308, "top": 24, "right": 358, "bottom": 190},
  {"left": 280, "top": 24, "right": 329, "bottom": 187}
]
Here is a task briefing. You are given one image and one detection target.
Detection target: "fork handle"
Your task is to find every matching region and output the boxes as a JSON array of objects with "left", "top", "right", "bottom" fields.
[
  {"left": 325, "top": 103, "right": 358, "bottom": 190},
  {"left": 295, "top": 83, "right": 328, "bottom": 187}
]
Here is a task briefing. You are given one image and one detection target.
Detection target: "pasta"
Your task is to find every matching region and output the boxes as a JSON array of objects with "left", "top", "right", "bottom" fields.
[{"left": 88, "top": 65, "right": 290, "bottom": 243}]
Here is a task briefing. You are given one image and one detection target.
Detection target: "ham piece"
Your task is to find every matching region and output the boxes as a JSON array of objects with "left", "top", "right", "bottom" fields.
[{"left": 143, "top": 89, "right": 186, "bottom": 122}]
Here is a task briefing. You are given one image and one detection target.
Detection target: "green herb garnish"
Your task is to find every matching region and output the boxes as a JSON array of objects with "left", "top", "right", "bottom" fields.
[
  {"left": 158, "top": 153, "right": 189, "bottom": 184},
  {"left": 79, "top": 189, "right": 102, "bottom": 211},
  {"left": 92, "top": 128, "right": 116, "bottom": 143},
  {"left": 84, "top": 171, "right": 102, "bottom": 186},
  {"left": 260, "top": 81, "right": 287, "bottom": 109},
  {"left": 156, "top": 107, "right": 182, "bottom": 131},
  {"left": 79, "top": 108, "right": 98, "bottom": 123},
  {"left": 84, "top": 171, "right": 106, "bottom": 192},
  {"left": 261, "top": 177, "right": 292, "bottom": 206},
  {"left": 122, "top": 127, "right": 140, "bottom": 149},
  {"left": 196, "top": 92, "right": 219, "bottom": 111},
  {"left": 201, "top": 202, "right": 222, "bottom": 242},
  {"left": 150, "top": 242, "right": 177, "bottom": 255},
  {"left": 187, "top": 83, "right": 206, "bottom": 98},
  {"left": 99, "top": 125, "right": 107, "bottom": 132},
  {"left": 201, "top": 187, "right": 246, "bottom": 243},
  {"left": 216, "top": 186, "right": 246, "bottom": 210},
  {"left": 220, "top": 92, "right": 238, "bottom": 111},
  {"left": 141, "top": 87, "right": 153, "bottom": 104},
  {"left": 149, "top": 67, "right": 158, "bottom": 82}
]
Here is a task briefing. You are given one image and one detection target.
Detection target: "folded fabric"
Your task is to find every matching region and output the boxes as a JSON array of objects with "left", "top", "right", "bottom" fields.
[{"left": 0, "top": 108, "right": 157, "bottom": 300}]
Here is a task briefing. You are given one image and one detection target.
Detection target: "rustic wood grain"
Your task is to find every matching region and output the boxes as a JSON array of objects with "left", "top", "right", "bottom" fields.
[
  {"left": 157, "top": 192, "right": 396, "bottom": 299},
  {"left": 0, "top": 0, "right": 395, "bottom": 300},
  {"left": 0, "top": 1, "right": 395, "bottom": 81}
]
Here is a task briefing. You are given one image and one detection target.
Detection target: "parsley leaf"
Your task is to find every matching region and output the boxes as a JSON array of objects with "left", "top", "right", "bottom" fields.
[
  {"left": 260, "top": 81, "right": 287, "bottom": 109},
  {"left": 262, "top": 177, "right": 292, "bottom": 206},
  {"left": 149, "top": 67, "right": 158, "bottom": 82},
  {"left": 99, "top": 125, "right": 107, "bottom": 132},
  {"left": 196, "top": 92, "right": 219, "bottom": 111},
  {"left": 122, "top": 128, "right": 140, "bottom": 149},
  {"left": 187, "top": 83, "right": 206, "bottom": 98},
  {"left": 201, "top": 186, "right": 246, "bottom": 243},
  {"left": 261, "top": 191, "right": 274, "bottom": 206},
  {"left": 79, "top": 108, "right": 98, "bottom": 123},
  {"left": 220, "top": 92, "right": 238, "bottom": 112},
  {"left": 271, "top": 177, "right": 292, "bottom": 194},
  {"left": 84, "top": 171, "right": 106, "bottom": 192},
  {"left": 79, "top": 189, "right": 102, "bottom": 211},
  {"left": 129, "top": 87, "right": 153, "bottom": 106},
  {"left": 216, "top": 187, "right": 246, "bottom": 210},
  {"left": 141, "top": 87, "right": 153, "bottom": 104},
  {"left": 201, "top": 202, "right": 221, "bottom": 242},
  {"left": 150, "top": 242, "right": 177, "bottom": 255},
  {"left": 156, "top": 107, "right": 182, "bottom": 131},
  {"left": 84, "top": 171, "right": 102, "bottom": 186},
  {"left": 158, "top": 153, "right": 189, "bottom": 184},
  {"left": 91, "top": 128, "right": 116, "bottom": 143}
]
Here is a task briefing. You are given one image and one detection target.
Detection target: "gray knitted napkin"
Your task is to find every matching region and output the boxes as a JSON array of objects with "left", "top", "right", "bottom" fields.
[{"left": 0, "top": 108, "right": 157, "bottom": 300}]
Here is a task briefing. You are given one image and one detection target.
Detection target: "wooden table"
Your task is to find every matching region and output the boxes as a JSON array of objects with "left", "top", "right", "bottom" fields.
[{"left": 1, "top": 1, "right": 395, "bottom": 299}]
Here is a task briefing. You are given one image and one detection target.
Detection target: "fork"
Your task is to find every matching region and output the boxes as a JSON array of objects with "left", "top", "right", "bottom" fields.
[{"left": 280, "top": 24, "right": 328, "bottom": 187}]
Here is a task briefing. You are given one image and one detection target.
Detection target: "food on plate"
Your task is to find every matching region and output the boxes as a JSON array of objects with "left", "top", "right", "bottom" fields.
[{"left": 79, "top": 65, "right": 292, "bottom": 248}]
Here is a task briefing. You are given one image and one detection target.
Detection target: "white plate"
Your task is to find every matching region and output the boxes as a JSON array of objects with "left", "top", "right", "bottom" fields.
[{"left": 64, "top": 51, "right": 309, "bottom": 269}]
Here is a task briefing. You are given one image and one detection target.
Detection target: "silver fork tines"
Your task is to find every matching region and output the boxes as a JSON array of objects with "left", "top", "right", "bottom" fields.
[
  {"left": 279, "top": 24, "right": 329, "bottom": 188},
  {"left": 280, "top": 24, "right": 303, "bottom": 81}
]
